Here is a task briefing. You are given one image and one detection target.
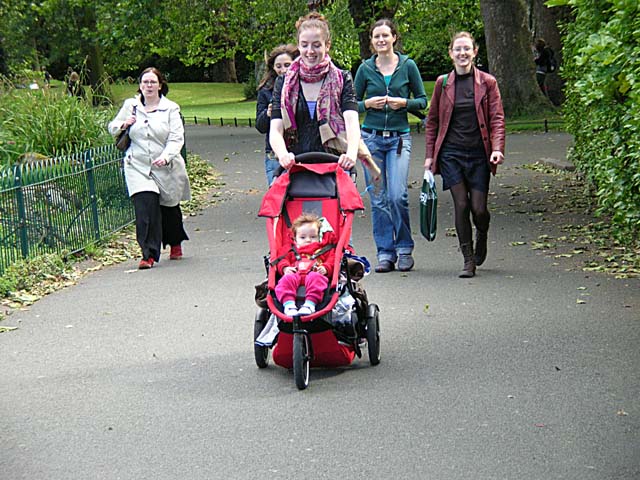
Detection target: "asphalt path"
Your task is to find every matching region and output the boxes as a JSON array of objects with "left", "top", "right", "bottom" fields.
[{"left": 1, "top": 127, "right": 638, "bottom": 479}]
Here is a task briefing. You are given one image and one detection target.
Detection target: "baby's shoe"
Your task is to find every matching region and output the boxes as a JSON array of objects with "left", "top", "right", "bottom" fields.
[
  {"left": 283, "top": 302, "right": 298, "bottom": 317},
  {"left": 298, "top": 301, "right": 316, "bottom": 316}
]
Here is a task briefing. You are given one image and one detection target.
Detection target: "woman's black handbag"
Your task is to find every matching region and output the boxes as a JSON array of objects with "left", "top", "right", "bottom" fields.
[
  {"left": 420, "top": 170, "right": 437, "bottom": 241},
  {"left": 115, "top": 105, "right": 136, "bottom": 151},
  {"left": 115, "top": 129, "right": 131, "bottom": 151}
]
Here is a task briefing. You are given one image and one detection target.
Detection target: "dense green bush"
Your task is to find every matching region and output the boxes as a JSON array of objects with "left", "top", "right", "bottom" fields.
[
  {"left": 559, "top": 0, "right": 640, "bottom": 241},
  {"left": 0, "top": 85, "right": 112, "bottom": 166}
]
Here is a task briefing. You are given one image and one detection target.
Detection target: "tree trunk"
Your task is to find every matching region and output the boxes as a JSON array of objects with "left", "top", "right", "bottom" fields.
[
  {"left": 77, "top": 6, "right": 111, "bottom": 105},
  {"left": 480, "top": 0, "right": 550, "bottom": 116},
  {"left": 84, "top": 44, "right": 112, "bottom": 106},
  {"left": 527, "top": 0, "right": 571, "bottom": 105},
  {"left": 219, "top": 57, "right": 238, "bottom": 83},
  {"left": 0, "top": 39, "right": 7, "bottom": 76}
]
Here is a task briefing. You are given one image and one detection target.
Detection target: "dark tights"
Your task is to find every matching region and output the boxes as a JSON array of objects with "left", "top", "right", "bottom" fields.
[{"left": 450, "top": 182, "right": 490, "bottom": 245}]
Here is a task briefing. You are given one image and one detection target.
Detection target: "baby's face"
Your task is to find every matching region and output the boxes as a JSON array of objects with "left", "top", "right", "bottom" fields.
[{"left": 295, "top": 222, "right": 319, "bottom": 246}]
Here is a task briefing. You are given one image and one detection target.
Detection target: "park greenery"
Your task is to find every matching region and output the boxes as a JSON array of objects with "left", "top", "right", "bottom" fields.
[
  {"left": 551, "top": 0, "right": 640, "bottom": 241},
  {"left": 0, "top": 0, "right": 638, "bottom": 245},
  {"left": 0, "top": 1, "right": 483, "bottom": 87},
  {"left": 0, "top": 81, "right": 112, "bottom": 165}
]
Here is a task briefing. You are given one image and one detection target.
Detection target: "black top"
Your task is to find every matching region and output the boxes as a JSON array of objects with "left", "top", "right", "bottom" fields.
[
  {"left": 256, "top": 86, "right": 274, "bottom": 153},
  {"left": 444, "top": 72, "right": 483, "bottom": 150},
  {"left": 534, "top": 47, "right": 552, "bottom": 74},
  {"left": 271, "top": 70, "right": 358, "bottom": 155}
]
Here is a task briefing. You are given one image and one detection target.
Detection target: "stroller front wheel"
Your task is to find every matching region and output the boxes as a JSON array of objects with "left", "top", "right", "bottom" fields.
[
  {"left": 293, "top": 333, "right": 310, "bottom": 390},
  {"left": 366, "top": 304, "right": 381, "bottom": 366}
]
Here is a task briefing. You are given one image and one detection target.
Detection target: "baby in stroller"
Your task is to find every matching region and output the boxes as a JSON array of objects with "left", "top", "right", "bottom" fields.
[
  {"left": 254, "top": 153, "right": 381, "bottom": 390},
  {"left": 275, "top": 213, "right": 336, "bottom": 317}
]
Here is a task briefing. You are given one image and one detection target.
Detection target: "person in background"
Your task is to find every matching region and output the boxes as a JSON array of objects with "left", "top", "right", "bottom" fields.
[
  {"left": 66, "top": 71, "right": 83, "bottom": 98},
  {"left": 108, "top": 67, "right": 191, "bottom": 269},
  {"left": 42, "top": 67, "right": 52, "bottom": 87},
  {"left": 533, "top": 38, "right": 551, "bottom": 96},
  {"left": 354, "top": 18, "right": 427, "bottom": 273},
  {"left": 255, "top": 44, "right": 299, "bottom": 186},
  {"left": 424, "top": 31, "right": 505, "bottom": 278},
  {"left": 269, "top": 12, "right": 361, "bottom": 173}
]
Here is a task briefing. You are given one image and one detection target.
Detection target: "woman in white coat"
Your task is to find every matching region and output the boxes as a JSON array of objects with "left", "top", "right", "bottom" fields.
[{"left": 109, "top": 67, "right": 190, "bottom": 269}]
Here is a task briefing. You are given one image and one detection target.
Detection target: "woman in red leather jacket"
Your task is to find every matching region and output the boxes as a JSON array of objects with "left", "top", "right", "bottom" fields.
[{"left": 424, "top": 31, "right": 505, "bottom": 278}]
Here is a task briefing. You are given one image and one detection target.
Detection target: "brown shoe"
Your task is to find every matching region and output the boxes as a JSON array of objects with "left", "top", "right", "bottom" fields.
[{"left": 459, "top": 243, "right": 476, "bottom": 278}]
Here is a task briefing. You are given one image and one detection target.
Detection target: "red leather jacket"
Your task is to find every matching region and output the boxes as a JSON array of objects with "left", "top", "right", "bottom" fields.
[{"left": 425, "top": 67, "right": 505, "bottom": 175}]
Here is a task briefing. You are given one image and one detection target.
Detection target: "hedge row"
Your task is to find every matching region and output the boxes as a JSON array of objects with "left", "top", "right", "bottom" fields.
[{"left": 562, "top": 0, "right": 640, "bottom": 241}]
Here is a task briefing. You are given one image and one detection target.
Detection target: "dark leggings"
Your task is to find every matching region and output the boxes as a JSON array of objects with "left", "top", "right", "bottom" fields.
[{"left": 450, "top": 182, "right": 490, "bottom": 245}]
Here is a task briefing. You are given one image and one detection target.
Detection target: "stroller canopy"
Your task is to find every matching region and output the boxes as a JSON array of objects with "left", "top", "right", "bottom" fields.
[{"left": 259, "top": 162, "right": 364, "bottom": 218}]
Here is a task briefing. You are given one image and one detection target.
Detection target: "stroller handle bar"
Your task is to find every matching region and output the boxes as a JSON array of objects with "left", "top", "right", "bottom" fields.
[
  {"left": 273, "top": 152, "right": 340, "bottom": 179},
  {"left": 295, "top": 152, "right": 340, "bottom": 164}
]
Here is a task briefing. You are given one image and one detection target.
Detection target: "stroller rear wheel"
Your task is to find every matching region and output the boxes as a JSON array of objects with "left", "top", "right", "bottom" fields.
[
  {"left": 366, "top": 304, "right": 381, "bottom": 366},
  {"left": 254, "top": 308, "right": 270, "bottom": 368},
  {"left": 293, "top": 333, "right": 310, "bottom": 390}
]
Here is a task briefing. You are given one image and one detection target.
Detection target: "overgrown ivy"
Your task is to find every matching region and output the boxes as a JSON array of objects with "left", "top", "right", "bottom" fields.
[{"left": 553, "top": 0, "right": 640, "bottom": 242}]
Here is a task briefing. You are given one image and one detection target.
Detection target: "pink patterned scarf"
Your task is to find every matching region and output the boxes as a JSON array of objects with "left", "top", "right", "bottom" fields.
[
  {"left": 281, "top": 55, "right": 345, "bottom": 149},
  {"left": 280, "top": 56, "right": 379, "bottom": 180}
]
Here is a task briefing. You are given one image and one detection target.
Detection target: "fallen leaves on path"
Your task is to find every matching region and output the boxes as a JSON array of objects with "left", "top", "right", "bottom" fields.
[{"left": 502, "top": 162, "right": 639, "bottom": 278}]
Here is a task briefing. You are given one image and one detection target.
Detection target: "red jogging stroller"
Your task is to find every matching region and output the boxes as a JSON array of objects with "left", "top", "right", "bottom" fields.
[{"left": 254, "top": 153, "right": 380, "bottom": 390}]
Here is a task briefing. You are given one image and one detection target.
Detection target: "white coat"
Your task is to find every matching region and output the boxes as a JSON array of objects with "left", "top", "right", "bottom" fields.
[{"left": 108, "top": 95, "right": 191, "bottom": 207}]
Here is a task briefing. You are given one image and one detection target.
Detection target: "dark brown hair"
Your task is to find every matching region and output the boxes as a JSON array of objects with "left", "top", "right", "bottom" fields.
[
  {"left": 369, "top": 18, "right": 399, "bottom": 53},
  {"left": 257, "top": 44, "right": 299, "bottom": 91},
  {"left": 137, "top": 67, "right": 169, "bottom": 100},
  {"left": 534, "top": 38, "right": 546, "bottom": 52}
]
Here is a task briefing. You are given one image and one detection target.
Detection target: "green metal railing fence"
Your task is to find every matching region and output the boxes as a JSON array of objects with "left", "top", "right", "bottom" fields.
[
  {"left": 0, "top": 145, "right": 133, "bottom": 274},
  {"left": 183, "top": 116, "right": 564, "bottom": 133}
]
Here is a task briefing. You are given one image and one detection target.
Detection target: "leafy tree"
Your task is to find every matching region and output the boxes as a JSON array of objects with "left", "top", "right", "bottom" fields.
[
  {"left": 398, "top": 0, "right": 484, "bottom": 79},
  {"left": 0, "top": 0, "right": 47, "bottom": 75}
]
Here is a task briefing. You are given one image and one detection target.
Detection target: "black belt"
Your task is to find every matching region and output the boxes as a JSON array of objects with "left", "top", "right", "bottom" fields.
[{"left": 362, "top": 128, "right": 404, "bottom": 137}]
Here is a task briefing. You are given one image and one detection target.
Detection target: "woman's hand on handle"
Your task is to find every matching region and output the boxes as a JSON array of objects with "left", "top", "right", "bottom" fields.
[
  {"left": 489, "top": 151, "right": 504, "bottom": 165},
  {"left": 278, "top": 152, "right": 296, "bottom": 170},
  {"left": 122, "top": 115, "right": 136, "bottom": 129},
  {"left": 338, "top": 153, "right": 356, "bottom": 170}
]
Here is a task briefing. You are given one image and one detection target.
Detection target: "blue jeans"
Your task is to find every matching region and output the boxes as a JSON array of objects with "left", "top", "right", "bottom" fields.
[
  {"left": 265, "top": 153, "right": 279, "bottom": 186},
  {"left": 361, "top": 130, "right": 414, "bottom": 263}
]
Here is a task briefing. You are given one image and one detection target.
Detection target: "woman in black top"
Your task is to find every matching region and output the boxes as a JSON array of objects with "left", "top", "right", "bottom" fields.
[{"left": 255, "top": 44, "right": 298, "bottom": 185}]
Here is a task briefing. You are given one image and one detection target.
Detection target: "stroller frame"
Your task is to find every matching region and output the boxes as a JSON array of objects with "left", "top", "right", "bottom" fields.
[{"left": 255, "top": 153, "right": 380, "bottom": 389}]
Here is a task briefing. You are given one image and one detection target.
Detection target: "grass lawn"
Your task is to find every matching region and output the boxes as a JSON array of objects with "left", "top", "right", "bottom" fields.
[
  {"left": 108, "top": 80, "right": 561, "bottom": 131},
  {"left": 110, "top": 82, "right": 256, "bottom": 120}
]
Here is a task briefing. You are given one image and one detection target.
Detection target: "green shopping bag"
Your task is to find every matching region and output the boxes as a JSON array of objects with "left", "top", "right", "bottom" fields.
[{"left": 420, "top": 170, "right": 437, "bottom": 241}]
